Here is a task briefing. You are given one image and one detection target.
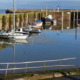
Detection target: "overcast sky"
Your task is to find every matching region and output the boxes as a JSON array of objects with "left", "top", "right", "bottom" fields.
[{"left": 0, "top": 0, "right": 80, "bottom": 9}]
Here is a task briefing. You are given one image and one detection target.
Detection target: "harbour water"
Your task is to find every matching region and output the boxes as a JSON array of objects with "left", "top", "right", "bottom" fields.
[
  {"left": 0, "top": 9, "right": 6, "bottom": 14},
  {"left": 0, "top": 21, "right": 80, "bottom": 73},
  {"left": 0, "top": 9, "right": 80, "bottom": 73}
]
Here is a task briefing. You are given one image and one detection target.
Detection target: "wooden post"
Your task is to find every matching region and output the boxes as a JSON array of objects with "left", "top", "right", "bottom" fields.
[
  {"left": 59, "top": 60, "right": 61, "bottom": 71},
  {"left": 69, "top": 12, "right": 71, "bottom": 29},
  {"left": 74, "top": 12, "right": 75, "bottom": 28},
  {"left": 5, "top": 64, "right": 9, "bottom": 77},
  {"left": 61, "top": 11, "right": 63, "bottom": 32},
  {"left": 0, "top": 15, "right": 2, "bottom": 30},
  {"left": 27, "top": 13, "right": 28, "bottom": 24},
  {"left": 43, "top": 12, "right": 44, "bottom": 17},
  {"left": 25, "top": 63, "right": 27, "bottom": 74},
  {"left": 77, "top": 12, "right": 78, "bottom": 27},
  {"left": 43, "top": 61, "right": 45, "bottom": 73},
  {"left": 46, "top": 4, "right": 47, "bottom": 17},
  {"left": 36, "top": 12, "right": 37, "bottom": 20}
]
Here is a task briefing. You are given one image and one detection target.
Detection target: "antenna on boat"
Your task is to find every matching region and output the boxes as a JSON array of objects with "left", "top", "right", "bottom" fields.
[{"left": 13, "top": 0, "right": 15, "bottom": 34}]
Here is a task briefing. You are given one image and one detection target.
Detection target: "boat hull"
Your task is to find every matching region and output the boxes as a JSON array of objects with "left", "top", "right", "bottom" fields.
[
  {"left": 41, "top": 17, "right": 53, "bottom": 25},
  {"left": 0, "top": 34, "right": 28, "bottom": 39},
  {"left": 35, "top": 22, "right": 43, "bottom": 27}
]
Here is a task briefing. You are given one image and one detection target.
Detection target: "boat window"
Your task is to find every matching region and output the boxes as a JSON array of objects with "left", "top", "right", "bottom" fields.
[
  {"left": 26, "top": 27, "right": 29, "bottom": 29},
  {"left": 18, "top": 29, "right": 20, "bottom": 31}
]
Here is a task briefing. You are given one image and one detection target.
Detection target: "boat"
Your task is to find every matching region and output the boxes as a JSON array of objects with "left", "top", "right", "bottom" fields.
[
  {"left": 0, "top": 0, "right": 28, "bottom": 40},
  {"left": 53, "top": 18, "right": 57, "bottom": 26},
  {"left": 41, "top": 15, "right": 53, "bottom": 25},
  {"left": 15, "top": 28, "right": 29, "bottom": 34},
  {"left": 28, "top": 23, "right": 42, "bottom": 29},
  {"left": 0, "top": 30, "right": 28, "bottom": 39},
  {"left": 43, "top": 24, "right": 52, "bottom": 30},
  {"left": 24, "top": 25, "right": 41, "bottom": 33},
  {"left": 35, "top": 20, "right": 43, "bottom": 27},
  {"left": 0, "top": 38, "right": 28, "bottom": 44}
]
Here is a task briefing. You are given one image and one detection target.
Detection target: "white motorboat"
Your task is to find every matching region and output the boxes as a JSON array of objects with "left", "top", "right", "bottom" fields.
[
  {"left": 0, "top": 30, "right": 28, "bottom": 39},
  {"left": 0, "top": 0, "right": 28, "bottom": 40},
  {"left": 41, "top": 15, "right": 53, "bottom": 24},
  {"left": 0, "top": 38, "right": 28, "bottom": 44},
  {"left": 35, "top": 20, "right": 43, "bottom": 27},
  {"left": 53, "top": 19, "right": 57, "bottom": 26},
  {"left": 35, "top": 22, "right": 43, "bottom": 27},
  {"left": 28, "top": 23, "right": 42, "bottom": 29},
  {"left": 15, "top": 28, "right": 29, "bottom": 34},
  {"left": 24, "top": 25, "right": 41, "bottom": 33}
]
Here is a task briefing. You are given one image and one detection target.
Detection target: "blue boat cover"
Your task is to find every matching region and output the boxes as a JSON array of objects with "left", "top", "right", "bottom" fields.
[{"left": 35, "top": 20, "right": 41, "bottom": 22}]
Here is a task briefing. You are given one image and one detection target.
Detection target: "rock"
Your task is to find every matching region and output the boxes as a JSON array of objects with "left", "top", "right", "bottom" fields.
[
  {"left": 54, "top": 73, "right": 63, "bottom": 77},
  {"left": 45, "top": 75, "right": 53, "bottom": 78},
  {"left": 14, "top": 78, "right": 24, "bottom": 80},
  {"left": 33, "top": 74, "right": 39, "bottom": 76},
  {"left": 70, "top": 72, "right": 76, "bottom": 75}
]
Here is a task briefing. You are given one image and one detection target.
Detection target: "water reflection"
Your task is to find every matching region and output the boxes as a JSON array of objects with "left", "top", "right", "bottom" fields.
[
  {"left": 43, "top": 24, "right": 52, "bottom": 30},
  {"left": 0, "top": 39, "right": 28, "bottom": 73},
  {"left": 0, "top": 19, "right": 80, "bottom": 73}
]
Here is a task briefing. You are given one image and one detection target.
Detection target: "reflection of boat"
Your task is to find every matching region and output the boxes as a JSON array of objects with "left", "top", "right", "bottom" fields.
[
  {"left": 43, "top": 25, "right": 52, "bottom": 30},
  {"left": 0, "top": 39, "right": 28, "bottom": 44},
  {"left": 28, "top": 32, "right": 40, "bottom": 37}
]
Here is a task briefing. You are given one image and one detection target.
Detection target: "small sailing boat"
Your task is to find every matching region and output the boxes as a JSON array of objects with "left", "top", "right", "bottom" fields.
[
  {"left": 0, "top": 0, "right": 28, "bottom": 39},
  {"left": 35, "top": 20, "right": 43, "bottom": 27},
  {"left": 15, "top": 28, "right": 29, "bottom": 34}
]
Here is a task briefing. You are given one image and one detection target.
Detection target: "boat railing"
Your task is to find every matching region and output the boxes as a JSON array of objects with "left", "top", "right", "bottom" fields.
[{"left": 0, "top": 57, "right": 76, "bottom": 77}]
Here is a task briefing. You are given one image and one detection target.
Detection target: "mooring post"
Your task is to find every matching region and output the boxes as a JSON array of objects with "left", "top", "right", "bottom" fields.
[
  {"left": 69, "top": 12, "right": 71, "bottom": 29},
  {"left": 36, "top": 12, "right": 37, "bottom": 20},
  {"left": 43, "top": 12, "right": 44, "bottom": 17},
  {"left": 5, "top": 64, "right": 9, "bottom": 77},
  {"left": 61, "top": 11, "right": 63, "bottom": 32},
  {"left": 27, "top": 13, "right": 28, "bottom": 24},
  {"left": 0, "top": 15, "right": 2, "bottom": 30},
  {"left": 73, "top": 12, "right": 75, "bottom": 28},
  {"left": 43, "top": 61, "right": 45, "bottom": 73},
  {"left": 77, "top": 12, "right": 78, "bottom": 27},
  {"left": 59, "top": 60, "right": 61, "bottom": 71},
  {"left": 25, "top": 63, "right": 27, "bottom": 74},
  {"left": 46, "top": 4, "right": 47, "bottom": 17}
]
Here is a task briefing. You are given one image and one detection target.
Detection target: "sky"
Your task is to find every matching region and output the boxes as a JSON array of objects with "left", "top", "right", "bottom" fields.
[{"left": 0, "top": 0, "right": 80, "bottom": 9}]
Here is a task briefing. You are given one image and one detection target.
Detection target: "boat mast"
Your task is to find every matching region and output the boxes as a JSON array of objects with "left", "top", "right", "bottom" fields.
[
  {"left": 13, "top": 0, "right": 15, "bottom": 34},
  {"left": 46, "top": 4, "right": 47, "bottom": 17}
]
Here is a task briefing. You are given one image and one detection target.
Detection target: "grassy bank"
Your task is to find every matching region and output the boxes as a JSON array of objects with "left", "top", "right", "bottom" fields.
[{"left": 0, "top": 68, "right": 80, "bottom": 80}]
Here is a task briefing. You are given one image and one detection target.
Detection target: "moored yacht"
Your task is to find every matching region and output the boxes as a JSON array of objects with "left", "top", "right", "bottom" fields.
[
  {"left": 28, "top": 23, "right": 42, "bottom": 29},
  {"left": 0, "top": 0, "right": 28, "bottom": 40},
  {"left": 0, "top": 30, "right": 28, "bottom": 39},
  {"left": 24, "top": 25, "right": 41, "bottom": 33}
]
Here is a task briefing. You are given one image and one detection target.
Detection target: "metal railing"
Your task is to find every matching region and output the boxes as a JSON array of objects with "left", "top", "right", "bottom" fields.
[{"left": 0, "top": 57, "right": 76, "bottom": 77}]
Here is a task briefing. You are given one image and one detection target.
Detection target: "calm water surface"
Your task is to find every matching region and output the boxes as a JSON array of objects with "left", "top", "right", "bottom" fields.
[
  {"left": 0, "top": 9, "right": 6, "bottom": 14},
  {"left": 0, "top": 26, "right": 80, "bottom": 72},
  {"left": 0, "top": 12, "right": 80, "bottom": 73}
]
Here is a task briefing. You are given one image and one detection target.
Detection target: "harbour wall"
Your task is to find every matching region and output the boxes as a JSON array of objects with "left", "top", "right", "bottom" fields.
[{"left": 0, "top": 10, "right": 80, "bottom": 31}]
